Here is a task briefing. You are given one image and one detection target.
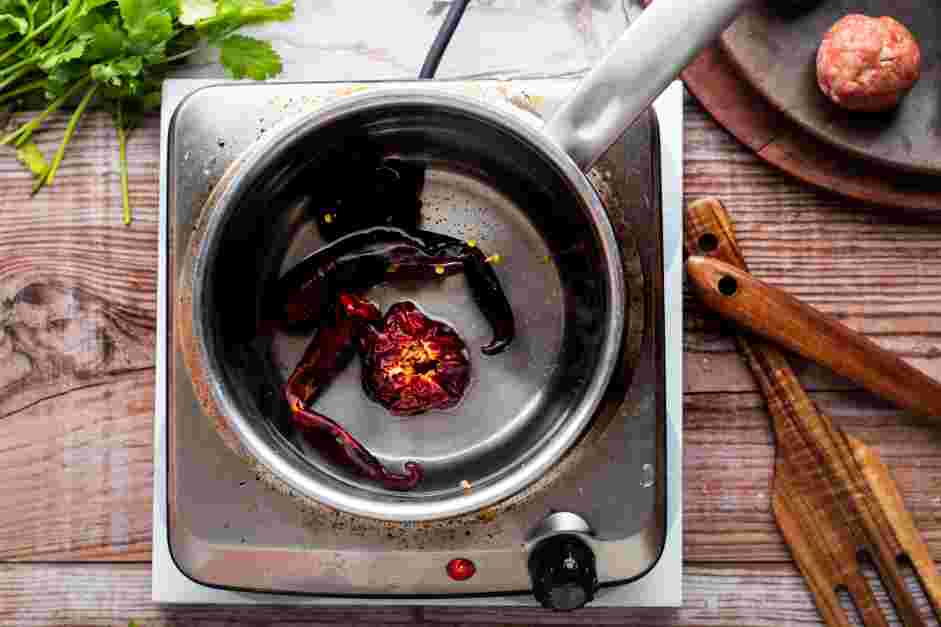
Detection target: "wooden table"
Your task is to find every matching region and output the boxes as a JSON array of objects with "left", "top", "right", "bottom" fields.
[{"left": 2, "top": 2, "right": 941, "bottom": 625}]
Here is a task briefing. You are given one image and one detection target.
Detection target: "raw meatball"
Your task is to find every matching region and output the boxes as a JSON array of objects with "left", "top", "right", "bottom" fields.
[{"left": 816, "top": 14, "right": 921, "bottom": 112}]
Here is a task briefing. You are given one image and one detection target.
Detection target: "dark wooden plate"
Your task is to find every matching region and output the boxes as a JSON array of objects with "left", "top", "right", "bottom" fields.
[
  {"left": 681, "top": 46, "right": 941, "bottom": 211},
  {"left": 720, "top": 1, "right": 941, "bottom": 175}
]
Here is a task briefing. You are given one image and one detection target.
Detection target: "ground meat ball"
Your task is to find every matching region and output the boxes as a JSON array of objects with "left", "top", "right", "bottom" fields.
[{"left": 816, "top": 14, "right": 921, "bottom": 112}]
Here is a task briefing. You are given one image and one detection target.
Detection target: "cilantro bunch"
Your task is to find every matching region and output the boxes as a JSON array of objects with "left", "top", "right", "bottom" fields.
[{"left": 0, "top": 0, "right": 294, "bottom": 223}]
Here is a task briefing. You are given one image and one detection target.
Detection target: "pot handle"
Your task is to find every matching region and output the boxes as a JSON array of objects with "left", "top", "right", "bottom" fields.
[{"left": 544, "top": 0, "right": 751, "bottom": 172}]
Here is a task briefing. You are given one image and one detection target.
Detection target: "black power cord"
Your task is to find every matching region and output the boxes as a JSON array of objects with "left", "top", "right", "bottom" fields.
[{"left": 419, "top": 0, "right": 471, "bottom": 79}]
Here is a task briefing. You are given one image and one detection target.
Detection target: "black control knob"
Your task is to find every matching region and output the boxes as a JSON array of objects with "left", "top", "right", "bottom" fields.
[{"left": 528, "top": 534, "right": 598, "bottom": 611}]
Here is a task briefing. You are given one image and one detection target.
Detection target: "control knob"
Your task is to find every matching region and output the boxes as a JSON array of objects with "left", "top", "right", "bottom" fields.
[{"left": 528, "top": 534, "right": 598, "bottom": 611}]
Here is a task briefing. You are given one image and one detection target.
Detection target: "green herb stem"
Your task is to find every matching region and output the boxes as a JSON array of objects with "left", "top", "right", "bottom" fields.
[
  {"left": 0, "top": 78, "right": 47, "bottom": 105},
  {"left": 44, "top": 0, "right": 83, "bottom": 52},
  {"left": 119, "top": 132, "right": 131, "bottom": 223},
  {"left": 1, "top": 75, "right": 89, "bottom": 146},
  {"left": 0, "top": 57, "right": 37, "bottom": 80},
  {"left": 117, "top": 101, "right": 132, "bottom": 225},
  {"left": 1, "top": 0, "right": 292, "bottom": 218},
  {"left": 0, "top": 64, "right": 37, "bottom": 93},
  {"left": 25, "top": 1, "right": 34, "bottom": 33},
  {"left": 0, "top": 3, "right": 72, "bottom": 67},
  {"left": 163, "top": 47, "right": 202, "bottom": 64},
  {"left": 41, "top": 82, "right": 98, "bottom": 189}
]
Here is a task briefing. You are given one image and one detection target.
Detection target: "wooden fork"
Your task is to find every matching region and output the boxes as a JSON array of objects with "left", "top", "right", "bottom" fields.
[{"left": 684, "top": 197, "right": 941, "bottom": 627}]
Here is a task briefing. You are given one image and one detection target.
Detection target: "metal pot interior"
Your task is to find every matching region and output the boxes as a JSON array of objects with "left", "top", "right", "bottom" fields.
[{"left": 194, "top": 96, "right": 623, "bottom": 519}]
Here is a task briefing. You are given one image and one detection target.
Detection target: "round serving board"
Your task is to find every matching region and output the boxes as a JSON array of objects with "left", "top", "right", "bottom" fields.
[
  {"left": 720, "top": 0, "right": 941, "bottom": 175},
  {"left": 681, "top": 45, "right": 941, "bottom": 210}
]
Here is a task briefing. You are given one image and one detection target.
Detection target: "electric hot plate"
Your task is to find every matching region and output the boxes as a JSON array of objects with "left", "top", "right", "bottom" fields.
[{"left": 153, "top": 79, "right": 683, "bottom": 608}]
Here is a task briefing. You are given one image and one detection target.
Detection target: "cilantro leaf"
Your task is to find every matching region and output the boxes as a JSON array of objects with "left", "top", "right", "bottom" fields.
[
  {"left": 83, "top": 21, "right": 129, "bottom": 61},
  {"left": 70, "top": 3, "right": 123, "bottom": 38},
  {"left": 197, "top": 0, "right": 294, "bottom": 42},
  {"left": 31, "top": 0, "right": 53, "bottom": 27},
  {"left": 15, "top": 141, "right": 48, "bottom": 179},
  {"left": 0, "top": 0, "right": 30, "bottom": 39},
  {"left": 84, "top": 0, "right": 119, "bottom": 12},
  {"left": 45, "top": 61, "right": 87, "bottom": 97},
  {"left": 1, "top": 0, "right": 294, "bottom": 221},
  {"left": 0, "top": 14, "right": 28, "bottom": 39},
  {"left": 218, "top": 33, "right": 280, "bottom": 80},
  {"left": 91, "top": 55, "right": 143, "bottom": 88},
  {"left": 118, "top": 0, "right": 176, "bottom": 49},
  {"left": 179, "top": 0, "right": 215, "bottom": 26},
  {"left": 37, "top": 38, "right": 87, "bottom": 71}
]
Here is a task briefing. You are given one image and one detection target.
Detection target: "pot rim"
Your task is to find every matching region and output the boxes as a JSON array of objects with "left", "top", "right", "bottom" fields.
[{"left": 188, "top": 86, "right": 626, "bottom": 521}]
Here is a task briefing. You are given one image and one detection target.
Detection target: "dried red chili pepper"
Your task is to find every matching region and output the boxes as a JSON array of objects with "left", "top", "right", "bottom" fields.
[
  {"left": 360, "top": 301, "right": 470, "bottom": 415},
  {"left": 284, "top": 295, "right": 469, "bottom": 490},
  {"left": 272, "top": 226, "right": 514, "bottom": 355},
  {"left": 284, "top": 294, "right": 424, "bottom": 491},
  {"left": 274, "top": 224, "right": 515, "bottom": 491}
]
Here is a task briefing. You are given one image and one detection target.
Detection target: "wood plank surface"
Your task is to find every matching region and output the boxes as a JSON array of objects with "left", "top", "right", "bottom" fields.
[
  {"left": 4, "top": 104, "right": 941, "bottom": 406},
  {"left": 1, "top": 561, "right": 936, "bottom": 626},
  {"left": 0, "top": 370, "right": 153, "bottom": 561},
  {"left": 3, "top": 85, "right": 941, "bottom": 623},
  {"left": 686, "top": 196, "right": 941, "bottom": 625},
  {"left": 0, "top": 111, "right": 159, "bottom": 419},
  {"left": 0, "top": 563, "right": 420, "bottom": 626},
  {"left": 3, "top": 381, "right": 940, "bottom": 564},
  {"left": 0, "top": 110, "right": 158, "bottom": 564},
  {"left": 0, "top": 97, "right": 940, "bottom": 566},
  {"left": 686, "top": 389, "right": 941, "bottom": 562},
  {"left": 684, "top": 101, "right": 941, "bottom": 394}
]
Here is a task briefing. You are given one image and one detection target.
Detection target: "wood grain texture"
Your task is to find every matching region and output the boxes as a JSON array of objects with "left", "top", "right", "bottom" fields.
[
  {"left": 0, "top": 370, "right": 153, "bottom": 561},
  {"left": 685, "top": 197, "right": 941, "bottom": 627},
  {"left": 7, "top": 99, "right": 941, "bottom": 404},
  {"left": 0, "top": 79, "right": 940, "bottom": 622},
  {"left": 684, "top": 97, "right": 941, "bottom": 394},
  {"left": 687, "top": 255, "right": 941, "bottom": 419},
  {"left": 684, "top": 390, "right": 941, "bottom": 562},
  {"left": 846, "top": 434, "right": 941, "bottom": 622},
  {"left": 0, "top": 96, "right": 938, "bottom": 562},
  {"left": 3, "top": 383, "right": 939, "bottom": 564},
  {"left": 2, "top": 562, "right": 937, "bottom": 626},
  {"left": 0, "top": 111, "right": 159, "bottom": 419},
  {"left": 0, "top": 563, "right": 420, "bottom": 627}
]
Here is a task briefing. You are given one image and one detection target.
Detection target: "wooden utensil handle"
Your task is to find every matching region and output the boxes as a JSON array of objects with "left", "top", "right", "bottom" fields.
[
  {"left": 685, "top": 197, "right": 941, "bottom": 626},
  {"left": 684, "top": 198, "right": 840, "bottom": 441},
  {"left": 686, "top": 255, "right": 941, "bottom": 419}
]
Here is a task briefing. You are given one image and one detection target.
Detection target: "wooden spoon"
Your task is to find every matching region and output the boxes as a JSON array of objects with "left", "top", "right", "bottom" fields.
[{"left": 685, "top": 254, "right": 941, "bottom": 419}]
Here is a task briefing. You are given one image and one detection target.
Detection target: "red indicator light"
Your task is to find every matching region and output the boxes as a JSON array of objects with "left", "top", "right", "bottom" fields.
[{"left": 446, "top": 558, "right": 476, "bottom": 581}]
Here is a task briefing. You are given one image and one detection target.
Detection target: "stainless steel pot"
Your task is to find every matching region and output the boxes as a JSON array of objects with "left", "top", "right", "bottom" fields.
[{"left": 181, "top": 0, "right": 749, "bottom": 522}]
